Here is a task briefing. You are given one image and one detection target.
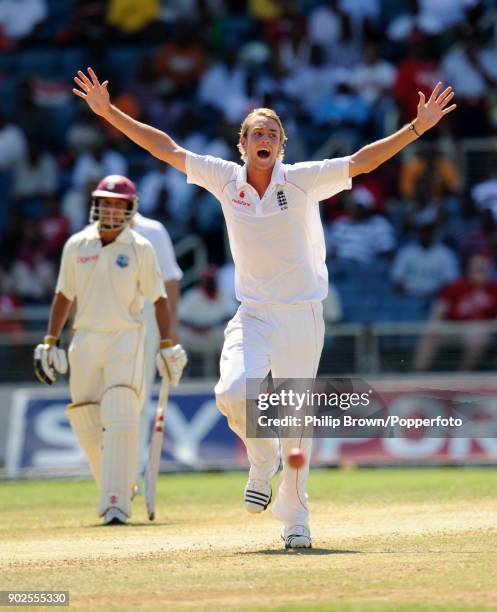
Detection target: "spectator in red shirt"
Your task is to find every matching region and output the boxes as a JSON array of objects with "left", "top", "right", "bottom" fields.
[
  {"left": 393, "top": 31, "right": 441, "bottom": 126},
  {"left": 9, "top": 219, "right": 56, "bottom": 303},
  {"left": 0, "top": 267, "right": 23, "bottom": 336},
  {"left": 414, "top": 254, "right": 497, "bottom": 371},
  {"left": 38, "top": 196, "right": 70, "bottom": 261}
]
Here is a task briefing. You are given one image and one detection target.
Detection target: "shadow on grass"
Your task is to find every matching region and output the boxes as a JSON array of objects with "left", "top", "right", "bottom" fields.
[{"left": 238, "top": 548, "right": 361, "bottom": 556}]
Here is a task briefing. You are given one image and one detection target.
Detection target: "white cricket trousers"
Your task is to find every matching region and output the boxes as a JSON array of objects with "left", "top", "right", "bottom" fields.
[
  {"left": 68, "top": 327, "right": 145, "bottom": 517},
  {"left": 215, "top": 301, "right": 325, "bottom": 528},
  {"left": 69, "top": 328, "right": 145, "bottom": 403}
]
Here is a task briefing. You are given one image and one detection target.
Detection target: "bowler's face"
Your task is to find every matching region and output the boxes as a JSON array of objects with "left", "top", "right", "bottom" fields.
[{"left": 241, "top": 116, "right": 282, "bottom": 170}]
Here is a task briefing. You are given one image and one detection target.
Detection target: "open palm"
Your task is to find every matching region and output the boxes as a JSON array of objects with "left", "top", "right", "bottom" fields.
[
  {"left": 415, "top": 82, "right": 456, "bottom": 134},
  {"left": 72, "top": 67, "right": 110, "bottom": 117}
]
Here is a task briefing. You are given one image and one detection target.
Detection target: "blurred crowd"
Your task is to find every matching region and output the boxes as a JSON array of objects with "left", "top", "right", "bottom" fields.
[{"left": 1, "top": 0, "right": 497, "bottom": 370}]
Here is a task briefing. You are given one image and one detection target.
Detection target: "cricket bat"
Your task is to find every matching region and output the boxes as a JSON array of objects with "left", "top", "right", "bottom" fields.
[{"left": 144, "top": 376, "right": 170, "bottom": 521}]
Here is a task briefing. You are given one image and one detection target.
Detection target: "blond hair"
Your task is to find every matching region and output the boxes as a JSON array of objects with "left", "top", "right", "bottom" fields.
[{"left": 237, "top": 108, "right": 287, "bottom": 161}]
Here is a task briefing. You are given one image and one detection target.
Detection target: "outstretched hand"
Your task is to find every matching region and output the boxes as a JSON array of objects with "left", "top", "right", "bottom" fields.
[
  {"left": 72, "top": 67, "right": 111, "bottom": 117},
  {"left": 415, "top": 82, "right": 456, "bottom": 134}
]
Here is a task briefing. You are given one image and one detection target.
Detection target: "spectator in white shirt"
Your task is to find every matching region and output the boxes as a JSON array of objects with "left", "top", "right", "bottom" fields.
[
  {"left": 323, "top": 283, "right": 343, "bottom": 324},
  {"left": 72, "top": 140, "right": 127, "bottom": 189},
  {"left": 66, "top": 109, "right": 103, "bottom": 155},
  {"left": 197, "top": 55, "right": 248, "bottom": 124},
  {"left": 61, "top": 177, "right": 99, "bottom": 233},
  {"left": 326, "top": 186, "right": 396, "bottom": 265},
  {"left": 138, "top": 159, "right": 194, "bottom": 240},
  {"left": 353, "top": 41, "right": 396, "bottom": 105},
  {"left": 0, "top": 0, "right": 47, "bottom": 44},
  {"left": 387, "top": 0, "right": 476, "bottom": 41},
  {"left": 307, "top": 0, "right": 363, "bottom": 66},
  {"left": 442, "top": 29, "right": 497, "bottom": 98},
  {"left": 283, "top": 44, "right": 338, "bottom": 114},
  {"left": 471, "top": 168, "right": 497, "bottom": 222},
  {"left": 179, "top": 265, "right": 236, "bottom": 376},
  {"left": 441, "top": 27, "right": 497, "bottom": 136},
  {"left": 12, "top": 140, "right": 57, "bottom": 201},
  {"left": 352, "top": 40, "right": 396, "bottom": 137},
  {"left": 418, "top": 0, "right": 479, "bottom": 30},
  {"left": 307, "top": 0, "right": 341, "bottom": 51},
  {"left": 387, "top": 0, "right": 442, "bottom": 41},
  {"left": 0, "top": 112, "right": 27, "bottom": 171},
  {"left": 339, "top": 0, "right": 380, "bottom": 23},
  {"left": 391, "top": 222, "right": 459, "bottom": 298}
]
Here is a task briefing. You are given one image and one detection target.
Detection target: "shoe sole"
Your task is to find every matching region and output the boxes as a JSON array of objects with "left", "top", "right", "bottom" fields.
[
  {"left": 284, "top": 540, "right": 312, "bottom": 550},
  {"left": 104, "top": 517, "right": 127, "bottom": 525},
  {"left": 282, "top": 534, "right": 312, "bottom": 549}
]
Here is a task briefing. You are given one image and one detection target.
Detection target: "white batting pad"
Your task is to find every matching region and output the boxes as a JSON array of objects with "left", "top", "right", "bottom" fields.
[
  {"left": 98, "top": 386, "right": 140, "bottom": 517},
  {"left": 66, "top": 402, "right": 103, "bottom": 487}
]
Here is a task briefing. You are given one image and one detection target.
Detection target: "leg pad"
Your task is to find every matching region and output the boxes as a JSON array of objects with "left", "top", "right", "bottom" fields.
[
  {"left": 66, "top": 402, "right": 102, "bottom": 487},
  {"left": 98, "top": 386, "right": 140, "bottom": 517}
]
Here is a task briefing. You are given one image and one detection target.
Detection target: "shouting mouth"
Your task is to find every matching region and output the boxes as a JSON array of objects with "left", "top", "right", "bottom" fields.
[{"left": 257, "top": 149, "right": 270, "bottom": 159}]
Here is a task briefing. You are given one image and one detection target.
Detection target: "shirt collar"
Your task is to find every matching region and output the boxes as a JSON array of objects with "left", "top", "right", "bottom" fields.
[
  {"left": 85, "top": 223, "right": 134, "bottom": 244},
  {"left": 236, "top": 160, "right": 286, "bottom": 192},
  {"left": 115, "top": 225, "right": 134, "bottom": 244},
  {"left": 85, "top": 223, "right": 100, "bottom": 240}
]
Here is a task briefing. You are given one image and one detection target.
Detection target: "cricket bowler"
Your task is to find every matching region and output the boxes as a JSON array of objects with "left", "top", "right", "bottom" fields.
[
  {"left": 73, "top": 67, "right": 455, "bottom": 546},
  {"left": 34, "top": 175, "right": 187, "bottom": 525}
]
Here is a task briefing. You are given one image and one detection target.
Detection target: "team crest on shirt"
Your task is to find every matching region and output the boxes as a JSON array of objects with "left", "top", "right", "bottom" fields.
[
  {"left": 116, "top": 254, "right": 129, "bottom": 268},
  {"left": 277, "top": 190, "right": 288, "bottom": 210}
]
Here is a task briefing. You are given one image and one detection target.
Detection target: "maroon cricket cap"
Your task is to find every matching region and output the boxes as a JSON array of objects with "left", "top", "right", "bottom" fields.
[{"left": 92, "top": 175, "right": 137, "bottom": 200}]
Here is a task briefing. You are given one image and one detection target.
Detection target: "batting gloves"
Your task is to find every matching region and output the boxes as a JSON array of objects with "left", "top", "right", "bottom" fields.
[
  {"left": 34, "top": 335, "right": 68, "bottom": 385},
  {"left": 156, "top": 339, "right": 187, "bottom": 386}
]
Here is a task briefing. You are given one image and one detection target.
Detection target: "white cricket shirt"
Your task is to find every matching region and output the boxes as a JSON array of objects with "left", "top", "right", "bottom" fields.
[
  {"left": 132, "top": 213, "right": 183, "bottom": 282},
  {"left": 56, "top": 223, "right": 164, "bottom": 331},
  {"left": 186, "top": 153, "right": 351, "bottom": 304}
]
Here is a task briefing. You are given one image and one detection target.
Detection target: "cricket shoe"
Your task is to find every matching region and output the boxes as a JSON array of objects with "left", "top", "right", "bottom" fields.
[
  {"left": 244, "top": 479, "right": 272, "bottom": 514},
  {"left": 281, "top": 525, "right": 312, "bottom": 549},
  {"left": 103, "top": 507, "right": 128, "bottom": 525}
]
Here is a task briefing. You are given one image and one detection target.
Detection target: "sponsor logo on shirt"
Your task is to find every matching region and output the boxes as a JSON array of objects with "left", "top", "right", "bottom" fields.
[
  {"left": 76, "top": 254, "right": 99, "bottom": 264},
  {"left": 116, "top": 254, "right": 130, "bottom": 268},
  {"left": 232, "top": 198, "right": 251, "bottom": 207},
  {"left": 277, "top": 190, "right": 288, "bottom": 210}
]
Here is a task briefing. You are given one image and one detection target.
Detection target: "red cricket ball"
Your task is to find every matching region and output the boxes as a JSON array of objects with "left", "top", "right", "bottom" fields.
[{"left": 287, "top": 448, "right": 305, "bottom": 469}]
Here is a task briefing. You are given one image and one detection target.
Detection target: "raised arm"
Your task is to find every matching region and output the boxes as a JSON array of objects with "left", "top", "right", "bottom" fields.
[
  {"left": 73, "top": 67, "right": 187, "bottom": 174},
  {"left": 349, "top": 82, "right": 456, "bottom": 178}
]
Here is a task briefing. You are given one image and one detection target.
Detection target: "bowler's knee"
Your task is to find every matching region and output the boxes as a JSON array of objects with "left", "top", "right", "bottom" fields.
[{"left": 215, "top": 375, "right": 246, "bottom": 417}]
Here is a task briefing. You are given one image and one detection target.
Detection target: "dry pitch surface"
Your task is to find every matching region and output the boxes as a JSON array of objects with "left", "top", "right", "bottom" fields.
[{"left": 1, "top": 468, "right": 496, "bottom": 611}]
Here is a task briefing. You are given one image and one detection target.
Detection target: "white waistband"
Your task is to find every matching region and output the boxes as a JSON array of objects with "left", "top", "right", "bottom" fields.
[{"left": 240, "top": 301, "right": 321, "bottom": 311}]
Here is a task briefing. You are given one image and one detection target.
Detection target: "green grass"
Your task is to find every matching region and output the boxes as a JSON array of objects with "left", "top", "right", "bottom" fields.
[{"left": 0, "top": 468, "right": 496, "bottom": 610}]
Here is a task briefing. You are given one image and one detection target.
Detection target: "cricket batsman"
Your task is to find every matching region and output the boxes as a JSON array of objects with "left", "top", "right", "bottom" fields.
[
  {"left": 73, "top": 67, "right": 456, "bottom": 546},
  {"left": 33, "top": 175, "right": 187, "bottom": 525}
]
